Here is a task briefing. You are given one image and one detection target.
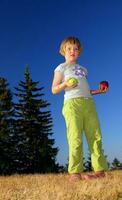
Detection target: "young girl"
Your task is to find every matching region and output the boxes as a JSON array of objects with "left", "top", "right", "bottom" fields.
[{"left": 51, "top": 36, "right": 108, "bottom": 182}]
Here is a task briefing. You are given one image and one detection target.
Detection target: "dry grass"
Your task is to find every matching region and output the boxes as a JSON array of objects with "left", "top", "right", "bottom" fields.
[{"left": 0, "top": 170, "right": 122, "bottom": 200}]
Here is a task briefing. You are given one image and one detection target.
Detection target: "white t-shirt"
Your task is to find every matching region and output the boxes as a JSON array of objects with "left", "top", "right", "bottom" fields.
[{"left": 54, "top": 62, "right": 92, "bottom": 100}]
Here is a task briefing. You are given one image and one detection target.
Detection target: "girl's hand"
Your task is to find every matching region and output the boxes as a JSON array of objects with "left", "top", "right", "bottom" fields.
[
  {"left": 90, "top": 86, "right": 109, "bottom": 95},
  {"left": 64, "top": 77, "right": 78, "bottom": 88},
  {"left": 99, "top": 84, "right": 109, "bottom": 93},
  {"left": 65, "top": 80, "right": 78, "bottom": 88}
]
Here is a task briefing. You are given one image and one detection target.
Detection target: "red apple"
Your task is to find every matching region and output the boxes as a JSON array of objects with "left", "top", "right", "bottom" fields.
[{"left": 99, "top": 81, "right": 109, "bottom": 91}]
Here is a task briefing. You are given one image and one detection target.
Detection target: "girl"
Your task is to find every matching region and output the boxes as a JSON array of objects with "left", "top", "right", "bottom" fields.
[{"left": 51, "top": 36, "right": 108, "bottom": 182}]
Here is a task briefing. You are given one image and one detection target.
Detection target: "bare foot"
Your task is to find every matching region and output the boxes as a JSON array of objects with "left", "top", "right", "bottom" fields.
[
  {"left": 69, "top": 173, "right": 81, "bottom": 182},
  {"left": 81, "top": 171, "right": 105, "bottom": 180}
]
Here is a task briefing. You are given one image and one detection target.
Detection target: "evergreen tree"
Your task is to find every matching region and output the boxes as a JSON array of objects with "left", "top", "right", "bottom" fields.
[
  {"left": 84, "top": 153, "right": 93, "bottom": 172},
  {"left": 0, "top": 77, "right": 15, "bottom": 174},
  {"left": 111, "top": 158, "right": 122, "bottom": 170},
  {"left": 14, "top": 66, "right": 59, "bottom": 173}
]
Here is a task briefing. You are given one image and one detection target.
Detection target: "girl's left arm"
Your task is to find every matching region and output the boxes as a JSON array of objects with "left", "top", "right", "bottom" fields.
[{"left": 90, "top": 87, "right": 108, "bottom": 95}]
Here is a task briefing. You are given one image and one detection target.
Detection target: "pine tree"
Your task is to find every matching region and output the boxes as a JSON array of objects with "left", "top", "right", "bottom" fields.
[
  {"left": 111, "top": 158, "right": 122, "bottom": 170},
  {"left": 84, "top": 153, "right": 93, "bottom": 172},
  {"left": 0, "top": 77, "right": 15, "bottom": 174},
  {"left": 14, "top": 66, "right": 59, "bottom": 173}
]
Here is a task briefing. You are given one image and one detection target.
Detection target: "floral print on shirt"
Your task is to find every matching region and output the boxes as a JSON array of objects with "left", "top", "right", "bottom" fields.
[{"left": 72, "top": 66, "right": 87, "bottom": 78}]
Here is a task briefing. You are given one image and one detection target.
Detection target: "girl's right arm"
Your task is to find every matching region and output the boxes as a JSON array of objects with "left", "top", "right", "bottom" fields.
[{"left": 51, "top": 71, "right": 67, "bottom": 94}]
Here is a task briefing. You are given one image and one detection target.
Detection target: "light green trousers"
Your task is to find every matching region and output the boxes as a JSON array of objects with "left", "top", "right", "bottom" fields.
[{"left": 62, "top": 97, "right": 108, "bottom": 174}]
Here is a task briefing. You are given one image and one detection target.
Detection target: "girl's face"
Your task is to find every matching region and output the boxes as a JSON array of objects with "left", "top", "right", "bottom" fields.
[{"left": 64, "top": 43, "right": 80, "bottom": 64}]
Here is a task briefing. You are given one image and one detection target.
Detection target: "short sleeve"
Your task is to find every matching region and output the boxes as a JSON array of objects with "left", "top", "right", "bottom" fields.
[{"left": 54, "top": 64, "right": 65, "bottom": 79}]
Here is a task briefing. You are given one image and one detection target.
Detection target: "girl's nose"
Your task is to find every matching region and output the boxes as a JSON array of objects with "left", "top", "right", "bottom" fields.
[{"left": 71, "top": 48, "right": 75, "bottom": 53}]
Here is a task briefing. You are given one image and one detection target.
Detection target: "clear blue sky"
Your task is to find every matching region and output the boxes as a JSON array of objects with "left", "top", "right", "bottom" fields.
[{"left": 0, "top": 0, "right": 122, "bottom": 165}]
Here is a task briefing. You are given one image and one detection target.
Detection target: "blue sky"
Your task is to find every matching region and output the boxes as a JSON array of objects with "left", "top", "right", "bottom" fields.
[{"left": 0, "top": 0, "right": 122, "bottom": 165}]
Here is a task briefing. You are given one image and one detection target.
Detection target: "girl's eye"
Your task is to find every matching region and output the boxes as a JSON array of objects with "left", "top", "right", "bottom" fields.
[{"left": 66, "top": 46, "right": 78, "bottom": 51}]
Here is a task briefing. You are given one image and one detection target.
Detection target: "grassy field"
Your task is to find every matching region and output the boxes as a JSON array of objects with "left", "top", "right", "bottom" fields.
[{"left": 0, "top": 170, "right": 122, "bottom": 200}]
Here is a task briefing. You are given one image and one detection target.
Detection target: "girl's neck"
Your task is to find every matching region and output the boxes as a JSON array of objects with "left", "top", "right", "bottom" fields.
[{"left": 65, "top": 61, "right": 77, "bottom": 65}]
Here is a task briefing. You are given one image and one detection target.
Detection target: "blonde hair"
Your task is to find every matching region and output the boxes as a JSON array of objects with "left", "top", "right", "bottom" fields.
[{"left": 59, "top": 36, "right": 83, "bottom": 56}]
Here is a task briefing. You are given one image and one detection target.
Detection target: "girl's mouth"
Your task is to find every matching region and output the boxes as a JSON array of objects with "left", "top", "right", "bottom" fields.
[{"left": 70, "top": 54, "right": 75, "bottom": 57}]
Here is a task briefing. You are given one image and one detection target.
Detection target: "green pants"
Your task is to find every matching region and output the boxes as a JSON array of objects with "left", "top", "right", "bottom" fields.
[{"left": 62, "top": 97, "right": 108, "bottom": 174}]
